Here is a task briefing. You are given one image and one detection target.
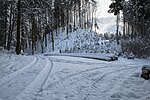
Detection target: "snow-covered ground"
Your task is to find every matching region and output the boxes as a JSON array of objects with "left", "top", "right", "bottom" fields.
[{"left": 0, "top": 51, "right": 150, "bottom": 100}]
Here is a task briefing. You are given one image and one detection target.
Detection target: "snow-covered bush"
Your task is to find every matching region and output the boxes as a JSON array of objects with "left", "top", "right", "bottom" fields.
[{"left": 122, "top": 37, "right": 150, "bottom": 58}]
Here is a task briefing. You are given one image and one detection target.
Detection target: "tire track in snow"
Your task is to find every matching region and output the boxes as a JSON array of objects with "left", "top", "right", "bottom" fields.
[
  {"left": 0, "top": 62, "right": 17, "bottom": 70},
  {"left": 44, "top": 65, "right": 105, "bottom": 89},
  {"left": 15, "top": 57, "right": 53, "bottom": 100},
  {"left": 93, "top": 66, "right": 138, "bottom": 83},
  {"left": 0, "top": 62, "right": 18, "bottom": 79},
  {"left": 0, "top": 56, "right": 38, "bottom": 87},
  {"left": 44, "top": 57, "right": 139, "bottom": 90},
  {"left": 0, "top": 56, "right": 48, "bottom": 100},
  {"left": 41, "top": 65, "right": 139, "bottom": 100},
  {"left": 45, "top": 62, "right": 138, "bottom": 89},
  {"left": 86, "top": 67, "right": 139, "bottom": 100},
  {"left": 79, "top": 67, "right": 137, "bottom": 100}
]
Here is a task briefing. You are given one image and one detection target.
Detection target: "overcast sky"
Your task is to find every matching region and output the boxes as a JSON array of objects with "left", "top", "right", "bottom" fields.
[
  {"left": 96, "top": 0, "right": 114, "bottom": 18},
  {"left": 95, "top": 0, "right": 116, "bottom": 33}
]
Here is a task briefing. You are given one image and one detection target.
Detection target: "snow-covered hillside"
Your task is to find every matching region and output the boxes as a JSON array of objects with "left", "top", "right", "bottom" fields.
[{"left": 47, "top": 29, "right": 121, "bottom": 54}]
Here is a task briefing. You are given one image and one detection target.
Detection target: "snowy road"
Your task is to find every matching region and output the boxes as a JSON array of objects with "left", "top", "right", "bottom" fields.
[{"left": 0, "top": 54, "right": 150, "bottom": 100}]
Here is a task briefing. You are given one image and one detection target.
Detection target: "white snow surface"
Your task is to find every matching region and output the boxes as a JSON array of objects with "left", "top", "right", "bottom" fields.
[{"left": 0, "top": 51, "right": 150, "bottom": 100}]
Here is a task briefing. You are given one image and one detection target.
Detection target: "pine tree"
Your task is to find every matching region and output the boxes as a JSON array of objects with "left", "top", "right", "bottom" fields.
[{"left": 108, "top": 0, "right": 123, "bottom": 44}]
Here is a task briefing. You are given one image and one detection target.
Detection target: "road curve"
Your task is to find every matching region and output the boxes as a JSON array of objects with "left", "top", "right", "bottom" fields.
[{"left": 15, "top": 56, "right": 53, "bottom": 100}]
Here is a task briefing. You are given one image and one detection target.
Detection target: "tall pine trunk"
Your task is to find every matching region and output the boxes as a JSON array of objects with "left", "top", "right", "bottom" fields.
[
  {"left": 78, "top": 1, "right": 81, "bottom": 27},
  {"left": 73, "top": 0, "right": 76, "bottom": 31},
  {"left": 123, "top": 12, "right": 125, "bottom": 40},
  {"left": 4, "top": 2, "right": 8, "bottom": 49},
  {"left": 7, "top": 4, "right": 13, "bottom": 51},
  {"left": 31, "top": 15, "right": 36, "bottom": 55},
  {"left": 16, "top": 0, "right": 21, "bottom": 54},
  {"left": 66, "top": 9, "right": 69, "bottom": 38},
  {"left": 51, "top": 31, "right": 54, "bottom": 51},
  {"left": 116, "top": 13, "right": 119, "bottom": 45},
  {"left": 91, "top": 5, "right": 94, "bottom": 31}
]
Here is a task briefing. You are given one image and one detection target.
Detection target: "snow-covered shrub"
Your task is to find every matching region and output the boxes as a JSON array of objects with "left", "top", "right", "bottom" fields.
[{"left": 122, "top": 37, "right": 150, "bottom": 58}]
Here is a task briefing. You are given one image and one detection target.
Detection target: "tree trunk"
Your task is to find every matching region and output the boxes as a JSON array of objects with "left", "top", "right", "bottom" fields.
[
  {"left": 7, "top": 4, "right": 13, "bottom": 51},
  {"left": 116, "top": 13, "right": 119, "bottom": 45},
  {"left": 123, "top": 12, "right": 125, "bottom": 40},
  {"left": 74, "top": 1, "right": 76, "bottom": 31},
  {"left": 31, "top": 15, "right": 35, "bottom": 55},
  {"left": 32, "top": 26, "right": 34, "bottom": 55},
  {"left": 91, "top": 5, "right": 94, "bottom": 31},
  {"left": 51, "top": 31, "right": 54, "bottom": 51},
  {"left": 4, "top": 2, "right": 8, "bottom": 49},
  {"left": 41, "top": 38, "right": 44, "bottom": 54},
  {"left": 16, "top": 0, "right": 21, "bottom": 54},
  {"left": 45, "top": 32, "right": 47, "bottom": 47},
  {"left": 66, "top": 9, "right": 69, "bottom": 38},
  {"left": 94, "top": 10, "right": 97, "bottom": 32},
  {"left": 78, "top": 1, "right": 81, "bottom": 27}
]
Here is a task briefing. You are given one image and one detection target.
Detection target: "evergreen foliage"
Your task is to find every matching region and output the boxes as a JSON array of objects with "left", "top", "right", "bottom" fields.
[{"left": 109, "top": 0, "right": 150, "bottom": 57}]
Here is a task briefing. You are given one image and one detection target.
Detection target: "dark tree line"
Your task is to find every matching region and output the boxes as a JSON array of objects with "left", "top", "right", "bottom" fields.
[
  {"left": 0, "top": 0, "right": 97, "bottom": 55},
  {"left": 109, "top": 0, "right": 150, "bottom": 58},
  {"left": 123, "top": 0, "right": 150, "bottom": 38}
]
